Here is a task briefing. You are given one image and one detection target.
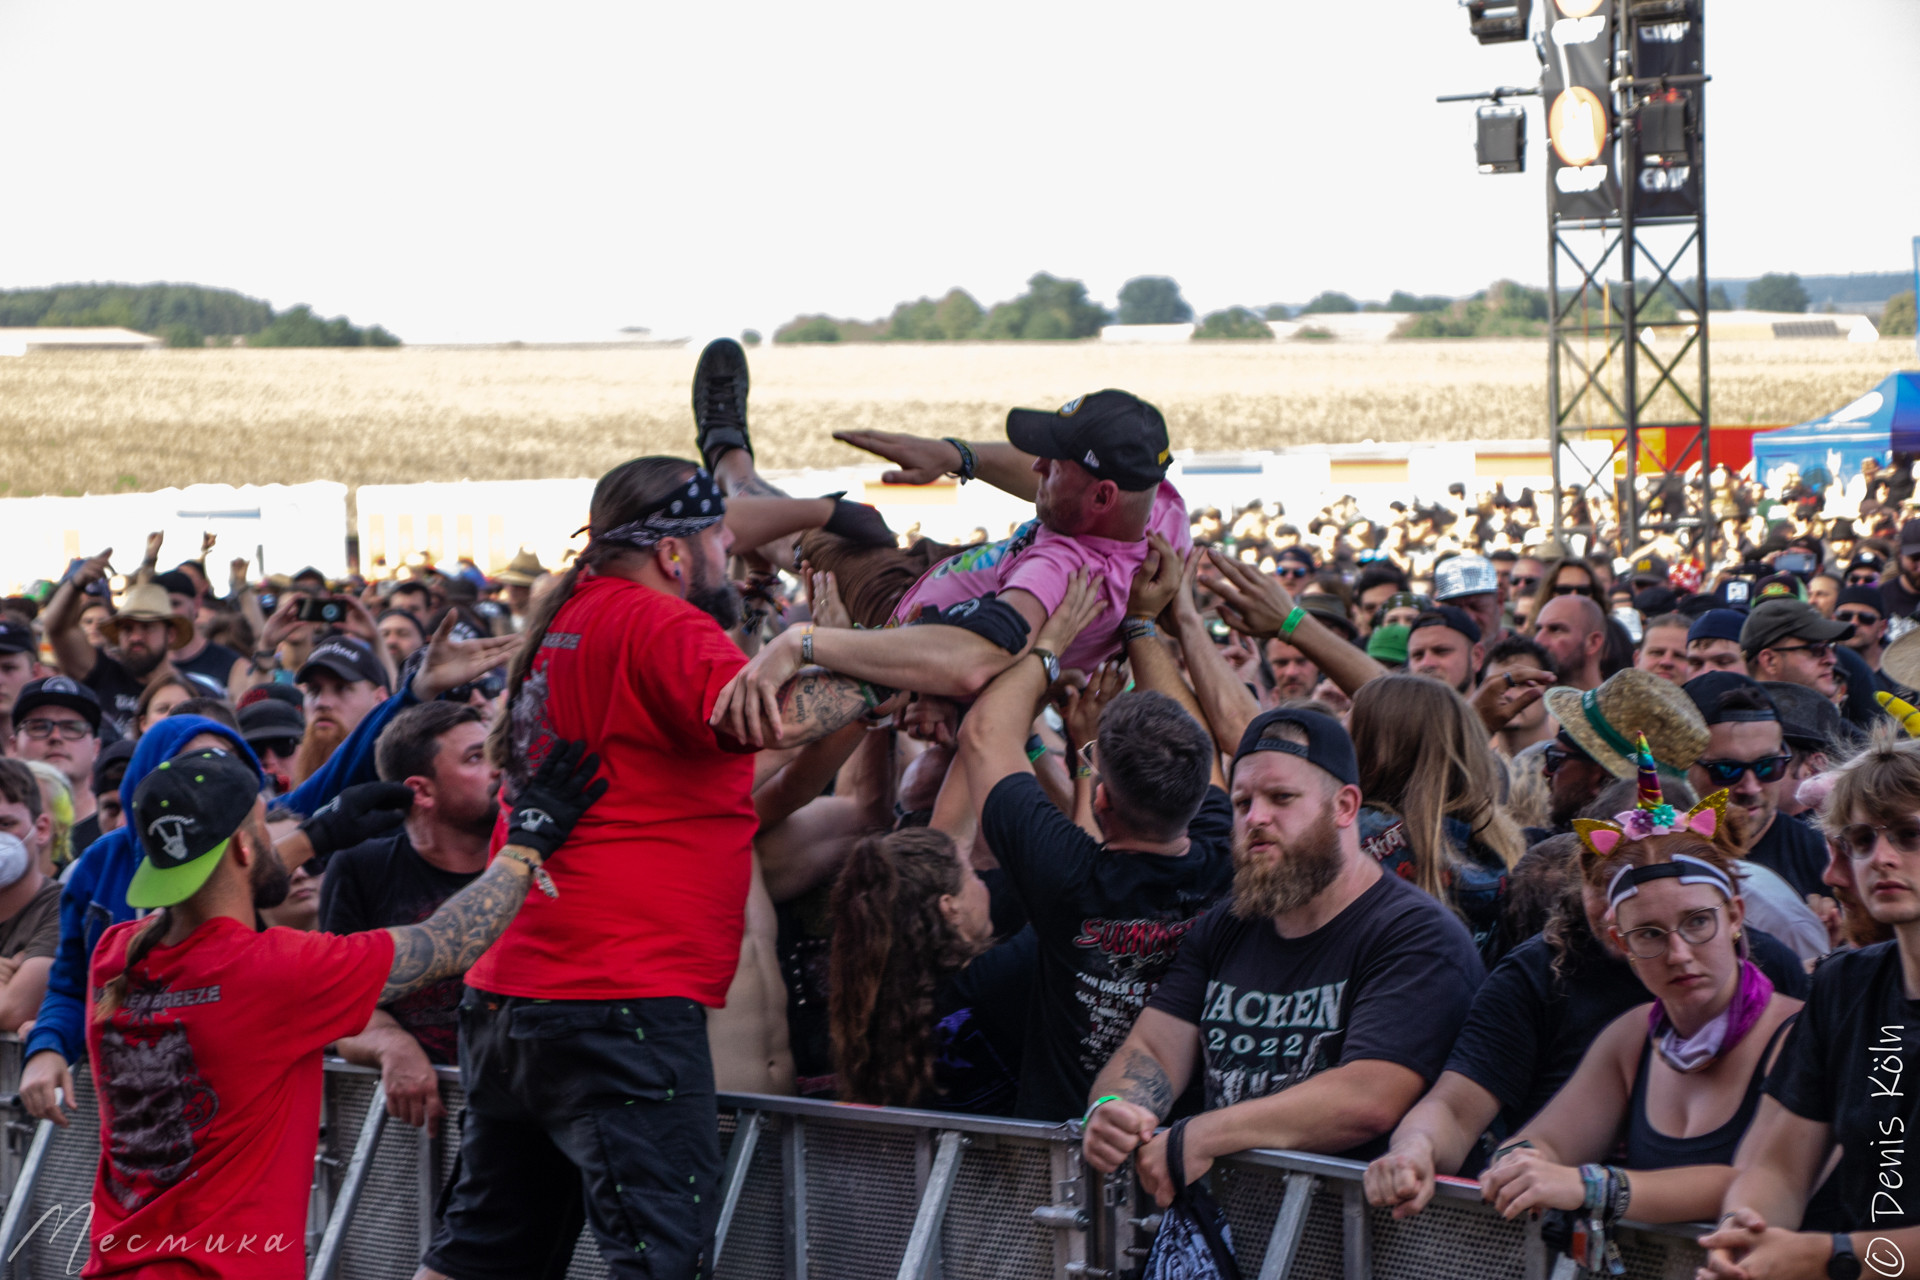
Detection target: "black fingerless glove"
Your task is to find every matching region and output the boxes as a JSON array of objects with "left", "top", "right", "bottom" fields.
[
  {"left": 505, "top": 740, "right": 609, "bottom": 862},
  {"left": 821, "top": 493, "right": 896, "bottom": 548},
  {"left": 299, "top": 781, "right": 414, "bottom": 868}
]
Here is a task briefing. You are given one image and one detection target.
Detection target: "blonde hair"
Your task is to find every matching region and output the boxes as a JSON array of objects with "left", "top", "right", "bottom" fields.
[
  {"left": 23, "top": 761, "right": 72, "bottom": 870},
  {"left": 1350, "top": 675, "right": 1526, "bottom": 909}
]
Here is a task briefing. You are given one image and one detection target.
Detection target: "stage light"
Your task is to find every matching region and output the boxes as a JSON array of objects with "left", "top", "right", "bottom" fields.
[
  {"left": 1636, "top": 87, "right": 1693, "bottom": 164},
  {"left": 1464, "top": 0, "right": 1533, "bottom": 44},
  {"left": 1476, "top": 105, "right": 1527, "bottom": 173}
]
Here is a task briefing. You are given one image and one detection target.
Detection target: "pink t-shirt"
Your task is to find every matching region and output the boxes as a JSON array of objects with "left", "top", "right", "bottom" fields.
[{"left": 892, "top": 481, "right": 1191, "bottom": 675}]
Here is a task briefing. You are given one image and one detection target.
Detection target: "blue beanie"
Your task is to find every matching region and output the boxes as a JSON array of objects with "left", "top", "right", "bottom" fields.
[{"left": 1686, "top": 608, "right": 1747, "bottom": 646}]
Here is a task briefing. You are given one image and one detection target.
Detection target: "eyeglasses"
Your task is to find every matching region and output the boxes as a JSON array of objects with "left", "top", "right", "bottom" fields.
[
  {"left": 1542, "top": 744, "right": 1593, "bottom": 777},
  {"left": 1766, "top": 642, "right": 1832, "bottom": 661},
  {"left": 1619, "top": 906, "right": 1723, "bottom": 960},
  {"left": 1836, "top": 820, "right": 1920, "bottom": 861},
  {"left": 1276, "top": 565, "right": 1312, "bottom": 580},
  {"left": 1697, "top": 753, "right": 1792, "bottom": 785},
  {"left": 1835, "top": 610, "right": 1882, "bottom": 626},
  {"left": 16, "top": 719, "right": 91, "bottom": 741},
  {"left": 252, "top": 736, "right": 301, "bottom": 760},
  {"left": 1847, "top": 574, "right": 1881, "bottom": 585},
  {"left": 1510, "top": 575, "right": 1540, "bottom": 593}
]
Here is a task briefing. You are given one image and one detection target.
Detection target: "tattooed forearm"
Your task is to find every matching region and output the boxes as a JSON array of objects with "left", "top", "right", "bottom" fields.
[
  {"left": 774, "top": 668, "right": 870, "bottom": 746},
  {"left": 382, "top": 858, "right": 531, "bottom": 1002},
  {"left": 1098, "top": 1046, "right": 1175, "bottom": 1120}
]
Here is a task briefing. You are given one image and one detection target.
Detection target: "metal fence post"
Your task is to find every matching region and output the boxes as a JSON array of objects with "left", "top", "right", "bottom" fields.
[
  {"left": 0, "top": 1118, "right": 53, "bottom": 1274},
  {"left": 308, "top": 1082, "right": 388, "bottom": 1280},
  {"left": 781, "top": 1115, "right": 808, "bottom": 1280},
  {"left": 713, "top": 1110, "right": 763, "bottom": 1269},
  {"left": 895, "top": 1131, "right": 965, "bottom": 1280},
  {"left": 1340, "top": 1181, "right": 1372, "bottom": 1280},
  {"left": 1256, "top": 1172, "right": 1318, "bottom": 1280}
]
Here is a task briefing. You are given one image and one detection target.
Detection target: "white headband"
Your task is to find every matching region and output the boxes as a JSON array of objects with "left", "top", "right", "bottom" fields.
[{"left": 1606, "top": 853, "right": 1734, "bottom": 911}]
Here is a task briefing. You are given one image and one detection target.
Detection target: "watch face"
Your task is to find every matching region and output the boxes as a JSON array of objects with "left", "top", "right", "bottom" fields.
[{"left": 1831, "top": 1236, "right": 1861, "bottom": 1280}]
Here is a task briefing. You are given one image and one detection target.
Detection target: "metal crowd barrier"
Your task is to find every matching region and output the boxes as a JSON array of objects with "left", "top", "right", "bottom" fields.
[{"left": 0, "top": 1039, "right": 1710, "bottom": 1279}]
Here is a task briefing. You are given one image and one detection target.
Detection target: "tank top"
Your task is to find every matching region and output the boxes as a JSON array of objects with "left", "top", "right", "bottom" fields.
[{"left": 1625, "top": 1016, "right": 1795, "bottom": 1170}]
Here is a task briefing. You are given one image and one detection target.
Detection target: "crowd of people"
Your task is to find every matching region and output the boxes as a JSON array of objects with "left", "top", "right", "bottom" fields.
[{"left": 3, "top": 337, "right": 1919, "bottom": 1279}]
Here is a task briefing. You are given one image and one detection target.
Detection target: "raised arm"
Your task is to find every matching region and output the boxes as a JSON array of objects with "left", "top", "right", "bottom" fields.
[
  {"left": 1200, "top": 549, "right": 1387, "bottom": 696},
  {"left": 1167, "top": 551, "right": 1263, "bottom": 756},
  {"left": 41, "top": 548, "right": 113, "bottom": 680},
  {"left": 381, "top": 740, "right": 606, "bottom": 1002},
  {"left": 832, "top": 430, "right": 1040, "bottom": 502},
  {"left": 1123, "top": 534, "right": 1225, "bottom": 785}
]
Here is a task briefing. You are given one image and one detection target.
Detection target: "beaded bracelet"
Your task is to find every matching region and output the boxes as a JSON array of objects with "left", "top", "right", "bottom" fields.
[
  {"left": 943, "top": 437, "right": 978, "bottom": 483},
  {"left": 1120, "top": 616, "right": 1158, "bottom": 644}
]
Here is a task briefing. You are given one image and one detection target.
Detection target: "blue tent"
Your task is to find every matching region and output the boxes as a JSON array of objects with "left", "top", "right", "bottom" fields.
[{"left": 1751, "top": 371, "right": 1920, "bottom": 491}]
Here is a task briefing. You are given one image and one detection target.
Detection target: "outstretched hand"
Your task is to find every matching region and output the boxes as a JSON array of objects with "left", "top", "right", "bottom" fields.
[
  {"left": 1126, "top": 533, "right": 1186, "bottom": 624},
  {"left": 1199, "top": 548, "right": 1298, "bottom": 638},
  {"left": 832, "top": 430, "right": 962, "bottom": 486},
  {"left": 1059, "top": 662, "right": 1126, "bottom": 753},
  {"left": 1035, "top": 570, "right": 1107, "bottom": 656},
  {"left": 1470, "top": 665, "right": 1555, "bottom": 733},
  {"left": 412, "top": 611, "right": 522, "bottom": 702}
]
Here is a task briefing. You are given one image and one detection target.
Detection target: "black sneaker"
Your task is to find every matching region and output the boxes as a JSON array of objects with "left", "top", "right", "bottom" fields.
[{"left": 692, "top": 338, "right": 752, "bottom": 470}]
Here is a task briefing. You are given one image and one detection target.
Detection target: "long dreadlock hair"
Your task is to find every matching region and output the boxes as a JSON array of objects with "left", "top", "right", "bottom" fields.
[{"left": 485, "top": 456, "right": 704, "bottom": 775}]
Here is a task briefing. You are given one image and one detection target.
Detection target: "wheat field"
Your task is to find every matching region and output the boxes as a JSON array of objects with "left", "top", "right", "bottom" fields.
[{"left": 0, "top": 338, "right": 1910, "bottom": 497}]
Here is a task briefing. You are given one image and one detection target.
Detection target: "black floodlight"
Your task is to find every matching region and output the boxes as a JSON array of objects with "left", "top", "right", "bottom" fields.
[
  {"left": 1464, "top": 0, "right": 1533, "bottom": 44},
  {"left": 1636, "top": 87, "right": 1693, "bottom": 164},
  {"left": 1476, "top": 104, "right": 1527, "bottom": 173}
]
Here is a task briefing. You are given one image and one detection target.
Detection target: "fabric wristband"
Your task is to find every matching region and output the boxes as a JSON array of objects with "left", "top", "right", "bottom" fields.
[
  {"left": 1025, "top": 734, "right": 1047, "bottom": 763},
  {"left": 1280, "top": 607, "right": 1307, "bottom": 637},
  {"left": 1082, "top": 1095, "right": 1121, "bottom": 1126},
  {"left": 1120, "top": 616, "right": 1158, "bottom": 644},
  {"left": 943, "top": 437, "right": 977, "bottom": 483}
]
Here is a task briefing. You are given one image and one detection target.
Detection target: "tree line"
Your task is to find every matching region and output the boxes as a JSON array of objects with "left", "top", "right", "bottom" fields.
[{"left": 0, "top": 283, "right": 400, "bottom": 348}]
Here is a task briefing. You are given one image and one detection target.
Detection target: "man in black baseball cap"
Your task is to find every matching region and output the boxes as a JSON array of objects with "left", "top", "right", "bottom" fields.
[
  {"left": 1882, "top": 519, "right": 1920, "bottom": 619},
  {"left": 11, "top": 676, "right": 104, "bottom": 843},
  {"left": 1003, "top": 389, "right": 1172, "bottom": 492},
  {"left": 0, "top": 619, "right": 40, "bottom": 728},
  {"left": 76, "top": 740, "right": 604, "bottom": 1275},
  {"left": 1406, "top": 606, "right": 1484, "bottom": 694},
  {"left": 239, "top": 698, "right": 306, "bottom": 796},
  {"left": 1740, "top": 596, "right": 1849, "bottom": 699},
  {"left": 295, "top": 636, "right": 391, "bottom": 782},
  {"left": 1081, "top": 702, "right": 1484, "bottom": 1193},
  {"left": 1682, "top": 671, "right": 1827, "bottom": 897}
]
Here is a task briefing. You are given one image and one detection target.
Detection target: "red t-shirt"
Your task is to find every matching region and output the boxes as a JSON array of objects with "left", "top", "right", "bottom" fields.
[
  {"left": 465, "top": 574, "right": 755, "bottom": 1004},
  {"left": 83, "top": 917, "right": 393, "bottom": 1279}
]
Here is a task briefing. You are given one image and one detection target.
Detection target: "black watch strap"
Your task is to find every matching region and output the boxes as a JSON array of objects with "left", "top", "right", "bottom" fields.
[{"left": 1829, "top": 1232, "right": 1861, "bottom": 1280}]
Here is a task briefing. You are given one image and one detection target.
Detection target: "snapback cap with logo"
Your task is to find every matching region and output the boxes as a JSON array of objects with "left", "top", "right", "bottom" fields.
[
  {"left": 1004, "top": 390, "right": 1172, "bottom": 491},
  {"left": 297, "top": 636, "right": 391, "bottom": 690},
  {"left": 128, "top": 748, "right": 261, "bottom": 909}
]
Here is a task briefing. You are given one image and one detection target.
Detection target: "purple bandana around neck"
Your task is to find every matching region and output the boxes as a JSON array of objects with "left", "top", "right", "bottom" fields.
[{"left": 1647, "top": 958, "right": 1773, "bottom": 1074}]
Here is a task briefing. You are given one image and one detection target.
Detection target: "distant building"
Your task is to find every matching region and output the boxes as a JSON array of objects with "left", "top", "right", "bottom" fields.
[
  {"left": 0, "top": 326, "right": 164, "bottom": 356},
  {"left": 1681, "top": 310, "right": 1880, "bottom": 342},
  {"left": 1100, "top": 323, "right": 1196, "bottom": 343},
  {"left": 1268, "top": 313, "right": 1406, "bottom": 342}
]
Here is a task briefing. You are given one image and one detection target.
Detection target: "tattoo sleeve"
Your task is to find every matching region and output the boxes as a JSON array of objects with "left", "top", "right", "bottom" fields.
[
  {"left": 381, "top": 858, "right": 530, "bottom": 1002},
  {"left": 1105, "top": 1045, "right": 1175, "bottom": 1120},
  {"left": 773, "top": 667, "right": 870, "bottom": 747}
]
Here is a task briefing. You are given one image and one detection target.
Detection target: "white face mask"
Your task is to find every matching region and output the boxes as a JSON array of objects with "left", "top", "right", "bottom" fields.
[{"left": 0, "top": 833, "right": 29, "bottom": 890}]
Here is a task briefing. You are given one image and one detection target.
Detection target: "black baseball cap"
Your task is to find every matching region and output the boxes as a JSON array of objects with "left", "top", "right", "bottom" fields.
[
  {"left": 1004, "top": 390, "right": 1171, "bottom": 491},
  {"left": 1902, "top": 520, "right": 1920, "bottom": 556},
  {"left": 1739, "top": 597, "right": 1851, "bottom": 658},
  {"left": 297, "top": 636, "right": 390, "bottom": 690},
  {"left": 1836, "top": 585, "right": 1886, "bottom": 616},
  {"left": 1231, "top": 707, "right": 1359, "bottom": 786},
  {"left": 11, "top": 675, "right": 102, "bottom": 733},
  {"left": 1409, "top": 605, "right": 1483, "bottom": 646},
  {"left": 1683, "top": 671, "right": 1778, "bottom": 726},
  {"left": 1628, "top": 552, "right": 1669, "bottom": 584},
  {"left": 1275, "top": 545, "right": 1317, "bottom": 572},
  {"left": 92, "top": 739, "right": 134, "bottom": 795},
  {"left": 128, "top": 747, "right": 261, "bottom": 909},
  {"left": 0, "top": 620, "right": 32, "bottom": 655},
  {"left": 238, "top": 699, "right": 305, "bottom": 744},
  {"left": 1760, "top": 681, "right": 1843, "bottom": 752},
  {"left": 153, "top": 570, "right": 197, "bottom": 598}
]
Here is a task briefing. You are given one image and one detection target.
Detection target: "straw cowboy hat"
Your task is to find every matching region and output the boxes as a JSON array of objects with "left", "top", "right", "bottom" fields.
[
  {"left": 1543, "top": 668, "right": 1709, "bottom": 781},
  {"left": 1881, "top": 628, "right": 1920, "bottom": 694},
  {"left": 99, "top": 583, "right": 194, "bottom": 650},
  {"left": 494, "top": 549, "right": 547, "bottom": 587}
]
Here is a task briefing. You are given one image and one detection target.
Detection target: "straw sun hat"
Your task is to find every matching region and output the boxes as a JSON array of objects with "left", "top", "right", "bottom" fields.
[{"left": 1543, "top": 668, "right": 1709, "bottom": 781}]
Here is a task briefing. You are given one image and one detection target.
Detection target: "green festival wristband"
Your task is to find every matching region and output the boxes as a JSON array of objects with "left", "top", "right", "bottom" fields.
[
  {"left": 1280, "top": 606, "right": 1307, "bottom": 637},
  {"left": 1083, "top": 1095, "right": 1122, "bottom": 1125}
]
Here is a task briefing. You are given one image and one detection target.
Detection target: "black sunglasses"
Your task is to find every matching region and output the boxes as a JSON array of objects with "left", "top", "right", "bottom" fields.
[
  {"left": 1551, "top": 583, "right": 1591, "bottom": 596},
  {"left": 1767, "top": 642, "right": 1832, "bottom": 661},
  {"left": 1835, "top": 609, "right": 1882, "bottom": 626},
  {"left": 252, "top": 737, "right": 301, "bottom": 759},
  {"left": 1697, "top": 753, "right": 1792, "bottom": 785},
  {"left": 1510, "top": 575, "right": 1540, "bottom": 592},
  {"left": 1275, "top": 564, "right": 1312, "bottom": 580},
  {"left": 1543, "top": 744, "right": 1594, "bottom": 776}
]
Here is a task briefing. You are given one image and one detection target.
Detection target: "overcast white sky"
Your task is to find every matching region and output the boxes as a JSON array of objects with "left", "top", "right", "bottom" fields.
[{"left": 1, "top": 0, "right": 1913, "bottom": 343}]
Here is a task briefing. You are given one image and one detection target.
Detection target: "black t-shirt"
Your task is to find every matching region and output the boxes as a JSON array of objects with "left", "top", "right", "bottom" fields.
[
  {"left": 70, "top": 812, "right": 101, "bottom": 861},
  {"left": 1882, "top": 574, "right": 1920, "bottom": 622},
  {"left": 1766, "top": 942, "right": 1920, "bottom": 1232},
  {"left": 174, "top": 640, "right": 243, "bottom": 693},
  {"left": 1748, "top": 810, "right": 1830, "bottom": 901},
  {"left": 981, "top": 773, "right": 1235, "bottom": 1122},
  {"left": 1443, "top": 926, "right": 1811, "bottom": 1153},
  {"left": 81, "top": 650, "right": 225, "bottom": 737},
  {"left": 318, "top": 830, "right": 481, "bottom": 1065},
  {"left": 1145, "top": 871, "right": 1485, "bottom": 1158},
  {"left": 932, "top": 927, "right": 1036, "bottom": 1116}
]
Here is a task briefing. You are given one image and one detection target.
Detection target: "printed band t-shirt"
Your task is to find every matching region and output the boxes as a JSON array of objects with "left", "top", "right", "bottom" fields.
[
  {"left": 891, "top": 482, "right": 1191, "bottom": 675},
  {"left": 982, "top": 772, "right": 1234, "bottom": 1121},
  {"left": 466, "top": 574, "right": 756, "bottom": 1004},
  {"left": 319, "top": 830, "right": 480, "bottom": 1064},
  {"left": 1146, "top": 871, "right": 1484, "bottom": 1158},
  {"left": 1765, "top": 942, "right": 1920, "bottom": 1232},
  {"left": 84, "top": 916, "right": 393, "bottom": 1278}
]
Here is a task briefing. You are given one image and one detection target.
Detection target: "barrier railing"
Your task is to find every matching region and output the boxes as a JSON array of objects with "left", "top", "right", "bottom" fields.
[{"left": 0, "top": 1044, "right": 1710, "bottom": 1279}]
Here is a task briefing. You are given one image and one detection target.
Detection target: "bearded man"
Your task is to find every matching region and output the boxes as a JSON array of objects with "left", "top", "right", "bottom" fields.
[
  {"left": 1079, "top": 707, "right": 1485, "bottom": 1208},
  {"left": 292, "top": 637, "right": 390, "bottom": 784}
]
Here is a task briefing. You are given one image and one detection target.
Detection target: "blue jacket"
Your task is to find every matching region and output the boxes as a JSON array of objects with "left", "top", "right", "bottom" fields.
[{"left": 24, "top": 687, "right": 414, "bottom": 1065}]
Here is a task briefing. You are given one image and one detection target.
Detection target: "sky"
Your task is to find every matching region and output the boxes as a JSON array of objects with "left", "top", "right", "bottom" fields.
[{"left": 1, "top": 0, "right": 1914, "bottom": 344}]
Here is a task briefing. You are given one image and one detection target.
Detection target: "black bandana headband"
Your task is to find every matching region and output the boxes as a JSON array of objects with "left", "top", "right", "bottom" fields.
[{"left": 592, "top": 469, "right": 726, "bottom": 551}]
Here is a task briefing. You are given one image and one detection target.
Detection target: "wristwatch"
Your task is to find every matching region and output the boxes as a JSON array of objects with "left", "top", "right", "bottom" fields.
[
  {"left": 1829, "top": 1233, "right": 1861, "bottom": 1280},
  {"left": 1031, "top": 647, "right": 1061, "bottom": 684}
]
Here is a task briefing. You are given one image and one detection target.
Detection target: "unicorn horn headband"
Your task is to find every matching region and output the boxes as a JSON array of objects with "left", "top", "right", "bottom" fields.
[
  {"left": 1878, "top": 691, "right": 1920, "bottom": 737},
  {"left": 1572, "top": 732, "right": 1733, "bottom": 907}
]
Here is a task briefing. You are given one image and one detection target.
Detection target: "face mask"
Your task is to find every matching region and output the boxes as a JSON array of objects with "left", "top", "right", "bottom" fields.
[{"left": 0, "top": 834, "right": 30, "bottom": 890}]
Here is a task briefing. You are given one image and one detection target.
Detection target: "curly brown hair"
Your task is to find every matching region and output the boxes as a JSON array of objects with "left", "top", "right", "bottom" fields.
[{"left": 828, "top": 828, "right": 986, "bottom": 1107}]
